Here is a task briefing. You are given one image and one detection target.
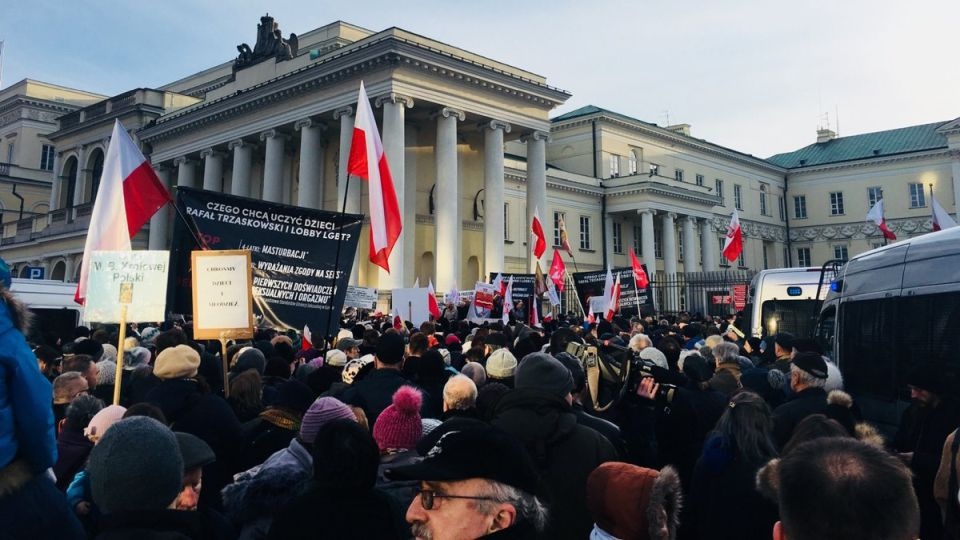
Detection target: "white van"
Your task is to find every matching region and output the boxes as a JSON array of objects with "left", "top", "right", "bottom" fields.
[
  {"left": 816, "top": 226, "right": 960, "bottom": 433},
  {"left": 743, "top": 267, "right": 835, "bottom": 339},
  {"left": 10, "top": 278, "right": 84, "bottom": 343}
]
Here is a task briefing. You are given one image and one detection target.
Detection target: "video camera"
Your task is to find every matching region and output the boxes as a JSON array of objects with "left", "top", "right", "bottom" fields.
[{"left": 565, "top": 340, "right": 676, "bottom": 411}]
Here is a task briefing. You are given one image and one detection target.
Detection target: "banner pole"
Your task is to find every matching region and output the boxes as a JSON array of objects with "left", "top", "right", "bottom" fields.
[
  {"left": 220, "top": 336, "right": 230, "bottom": 398},
  {"left": 325, "top": 173, "right": 354, "bottom": 344},
  {"left": 113, "top": 305, "right": 128, "bottom": 405}
]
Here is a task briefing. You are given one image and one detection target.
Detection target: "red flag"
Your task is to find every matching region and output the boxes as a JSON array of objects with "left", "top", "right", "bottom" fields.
[
  {"left": 605, "top": 273, "right": 621, "bottom": 322},
  {"left": 866, "top": 200, "right": 896, "bottom": 241},
  {"left": 348, "top": 81, "right": 402, "bottom": 272},
  {"left": 75, "top": 120, "right": 171, "bottom": 304},
  {"left": 301, "top": 325, "right": 313, "bottom": 351},
  {"left": 629, "top": 248, "right": 650, "bottom": 289},
  {"left": 549, "top": 250, "right": 566, "bottom": 292},
  {"left": 531, "top": 206, "right": 546, "bottom": 259},
  {"left": 558, "top": 214, "right": 573, "bottom": 257},
  {"left": 722, "top": 210, "right": 744, "bottom": 263},
  {"left": 393, "top": 309, "right": 403, "bottom": 331},
  {"left": 427, "top": 279, "right": 441, "bottom": 320},
  {"left": 493, "top": 273, "right": 506, "bottom": 297}
]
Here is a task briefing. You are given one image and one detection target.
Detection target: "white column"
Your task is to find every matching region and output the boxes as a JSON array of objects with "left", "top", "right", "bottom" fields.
[
  {"left": 335, "top": 106, "right": 361, "bottom": 286},
  {"left": 640, "top": 209, "right": 656, "bottom": 267},
  {"left": 681, "top": 216, "right": 698, "bottom": 274},
  {"left": 149, "top": 166, "right": 172, "bottom": 250},
  {"left": 260, "top": 129, "right": 287, "bottom": 203},
  {"left": 604, "top": 215, "right": 615, "bottom": 266},
  {"left": 200, "top": 148, "right": 225, "bottom": 192},
  {"left": 174, "top": 157, "right": 197, "bottom": 190},
  {"left": 229, "top": 140, "right": 253, "bottom": 197},
  {"left": 64, "top": 257, "right": 76, "bottom": 283},
  {"left": 295, "top": 118, "right": 326, "bottom": 209},
  {"left": 435, "top": 107, "right": 465, "bottom": 292},
  {"left": 48, "top": 152, "right": 61, "bottom": 210},
  {"left": 525, "top": 131, "right": 548, "bottom": 272},
  {"left": 700, "top": 217, "right": 718, "bottom": 271},
  {"left": 72, "top": 145, "right": 86, "bottom": 208},
  {"left": 662, "top": 212, "right": 678, "bottom": 312},
  {"left": 482, "top": 120, "right": 510, "bottom": 276},
  {"left": 377, "top": 93, "right": 413, "bottom": 291}
]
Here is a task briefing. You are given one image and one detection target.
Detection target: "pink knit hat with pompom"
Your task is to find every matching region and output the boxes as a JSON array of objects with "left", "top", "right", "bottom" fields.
[{"left": 373, "top": 386, "right": 423, "bottom": 451}]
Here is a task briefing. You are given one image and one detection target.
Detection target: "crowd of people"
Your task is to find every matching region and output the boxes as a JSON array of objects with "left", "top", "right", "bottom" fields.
[{"left": 3, "top": 261, "right": 959, "bottom": 539}]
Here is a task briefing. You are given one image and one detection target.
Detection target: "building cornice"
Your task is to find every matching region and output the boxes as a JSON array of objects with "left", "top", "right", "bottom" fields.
[
  {"left": 788, "top": 216, "right": 950, "bottom": 242},
  {"left": 783, "top": 148, "right": 952, "bottom": 176},
  {"left": 605, "top": 179, "right": 720, "bottom": 207}
]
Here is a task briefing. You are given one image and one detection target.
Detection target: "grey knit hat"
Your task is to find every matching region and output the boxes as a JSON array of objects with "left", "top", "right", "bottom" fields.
[
  {"left": 515, "top": 352, "right": 574, "bottom": 400},
  {"left": 88, "top": 417, "right": 183, "bottom": 514}
]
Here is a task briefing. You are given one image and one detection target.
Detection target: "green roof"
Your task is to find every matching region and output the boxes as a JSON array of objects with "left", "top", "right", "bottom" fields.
[{"left": 767, "top": 121, "right": 950, "bottom": 168}]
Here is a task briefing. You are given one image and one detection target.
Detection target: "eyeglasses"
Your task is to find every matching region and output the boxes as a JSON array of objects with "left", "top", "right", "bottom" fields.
[{"left": 415, "top": 488, "right": 498, "bottom": 510}]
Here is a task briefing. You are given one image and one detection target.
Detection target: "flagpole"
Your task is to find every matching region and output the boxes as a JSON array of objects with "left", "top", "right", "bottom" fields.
[{"left": 324, "top": 171, "right": 353, "bottom": 345}]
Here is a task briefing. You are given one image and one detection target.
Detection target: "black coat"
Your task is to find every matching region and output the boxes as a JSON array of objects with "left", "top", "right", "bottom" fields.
[
  {"left": 267, "top": 482, "right": 407, "bottom": 540},
  {"left": 144, "top": 379, "right": 244, "bottom": 511},
  {"left": 95, "top": 508, "right": 233, "bottom": 540},
  {"left": 342, "top": 368, "right": 430, "bottom": 426},
  {"left": 240, "top": 413, "right": 299, "bottom": 470},
  {"left": 491, "top": 389, "right": 617, "bottom": 540},
  {"left": 772, "top": 387, "right": 828, "bottom": 448},
  {"left": 54, "top": 425, "right": 93, "bottom": 491},
  {"left": 571, "top": 402, "right": 627, "bottom": 459}
]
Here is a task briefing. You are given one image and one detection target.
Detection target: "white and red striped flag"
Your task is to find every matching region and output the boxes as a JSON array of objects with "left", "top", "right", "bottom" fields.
[
  {"left": 529, "top": 296, "right": 541, "bottom": 327},
  {"left": 75, "top": 120, "right": 171, "bottom": 304},
  {"left": 531, "top": 206, "right": 546, "bottom": 259},
  {"left": 301, "top": 325, "right": 313, "bottom": 351},
  {"left": 493, "top": 273, "right": 506, "bottom": 297},
  {"left": 866, "top": 199, "right": 896, "bottom": 240},
  {"left": 604, "top": 273, "right": 621, "bottom": 322},
  {"left": 932, "top": 196, "right": 956, "bottom": 231},
  {"left": 347, "top": 81, "right": 402, "bottom": 272},
  {"left": 502, "top": 276, "right": 514, "bottom": 325},
  {"left": 722, "top": 210, "right": 744, "bottom": 263},
  {"left": 427, "top": 279, "right": 441, "bottom": 320}
]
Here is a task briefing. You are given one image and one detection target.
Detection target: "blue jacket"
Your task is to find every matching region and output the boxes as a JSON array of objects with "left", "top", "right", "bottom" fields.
[{"left": 0, "top": 289, "right": 56, "bottom": 473}]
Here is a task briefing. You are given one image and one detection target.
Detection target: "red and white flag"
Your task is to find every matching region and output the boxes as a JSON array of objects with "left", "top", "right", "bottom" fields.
[
  {"left": 529, "top": 296, "right": 541, "bottom": 327},
  {"left": 502, "top": 276, "right": 514, "bottom": 325},
  {"left": 866, "top": 199, "right": 896, "bottom": 240},
  {"left": 629, "top": 248, "right": 650, "bottom": 289},
  {"left": 75, "top": 120, "right": 171, "bottom": 304},
  {"left": 586, "top": 305, "right": 596, "bottom": 325},
  {"left": 549, "top": 250, "right": 566, "bottom": 291},
  {"left": 932, "top": 196, "right": 956, "bottom": 231},
  {"left": 493, "top": 273, "right": 506, "bottom": 297},
  {"left": 558, "top": 215, "right": 573, "bottom": 257},
  {"left": 393, "top": 309, "right": 404, "bottom": 331},
  {"left": 347, "top": 81, "right": 402, "bottom": 272},
  {"left": 722, "top": 210, "right": 744, "bottom": 263},
  {"left": 605, "top": 273, "right": 621, "bottom": 322},
  {"left": 602, "top": 268, "right": 614, "bottom": 306},
  {"left": 301, "top": 325, "right": 313, "bottom": 351},
  {"left": 427, "top": 279, "right": 441, "bottom": 320},
  {"left": 531, "top": 206, "right": 546, "bottom": 259}
]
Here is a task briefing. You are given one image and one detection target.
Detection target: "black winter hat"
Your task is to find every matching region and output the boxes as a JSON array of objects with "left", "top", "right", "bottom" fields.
[
  {"left": 515, "top": 352, "right": 574, "bottom": 400},
  {"left": 175, "top": 432, "right": 216, "bottom": 471},
  {"left": 906, "top": 363, "right": 946, "bottom": 394},
  {"left": 774, "top": 332, "right": 795, "bottom": 351},
  {"left": 74, "top": 338, "right": 104, "bottom": 361},
  {"left": 274, "top": 379, "right": 316, "bottom": 414},
  {"left": 792, "top": 351, "right": 828, "bottom": 379},
  {"left": 376, "top": 332, "right": 406, "bottom": 365}
]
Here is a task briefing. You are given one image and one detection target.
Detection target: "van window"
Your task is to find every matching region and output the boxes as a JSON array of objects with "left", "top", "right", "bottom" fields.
[
  {"left": 760, "top": 299, "right": 820, "bottom": 338},
  {"left": 816, "top": 305, "right": 836, "bottom": 360},
  {"left": 840, "top": 298, "right": 899, "bottom": 402},
  {"left": 28, "top": 308, "right": 81, "bottom": 346},
  {"left": 895, "top": 292, "right": 960, "bottom": 397}
]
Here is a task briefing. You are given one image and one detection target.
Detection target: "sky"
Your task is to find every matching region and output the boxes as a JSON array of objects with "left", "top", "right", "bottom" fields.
[{"left": 1, "top": 0, "right": 957, "bottom": 158}]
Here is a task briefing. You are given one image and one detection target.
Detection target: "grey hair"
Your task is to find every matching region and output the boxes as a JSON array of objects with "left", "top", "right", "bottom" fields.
[
  {"left": 713, "top": 342, "right": 740, "bottom": 365},
  {"left": 472, "top": 479, "right": 549, "bottom": 532},
  {"left": 443, "top": 374, "right": 478, "bottom": 411},
  {"left": 791, "top": 364, "right": 827, "bottom": 389},
  {"left": 628, "top": 333, "right": 651, "bottom": 352}
]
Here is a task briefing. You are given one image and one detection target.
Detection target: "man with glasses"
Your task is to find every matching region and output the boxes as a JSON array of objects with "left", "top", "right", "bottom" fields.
[{"left": 389, "top": 426, "right": 548, "bottom": 539}]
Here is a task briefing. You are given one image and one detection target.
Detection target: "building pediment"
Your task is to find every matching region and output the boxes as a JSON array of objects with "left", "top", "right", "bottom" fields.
[{"left": 605, "top": 177, "right": 720, "bottom": 207}]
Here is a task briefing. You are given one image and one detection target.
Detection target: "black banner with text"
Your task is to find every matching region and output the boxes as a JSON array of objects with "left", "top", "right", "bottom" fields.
[
  {"left": 170, "top": 187, "right": 363, "bottom": 336},
  {"left": 572, "top": 266, "right": 655, "bottom": 317}
]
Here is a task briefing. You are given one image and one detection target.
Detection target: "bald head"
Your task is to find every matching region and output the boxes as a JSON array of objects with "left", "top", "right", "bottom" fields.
[{"left": 442, "top": 374, "right": 478, "bottom": 412}]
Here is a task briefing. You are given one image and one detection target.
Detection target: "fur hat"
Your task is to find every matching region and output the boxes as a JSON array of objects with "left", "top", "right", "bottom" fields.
[
  {"left": 299, "top": 397, "right": 356, "bottom": 444},
  {"left": 96, "top": 360, "right": 117, "bottom": 386},
  {"left": 373, "top": 386, "right": 423, "bottom": 451},
  {"left": 124, "top": 346, "right": 151, "bottom": 370},
  {"left": 486, "top": 349, "right": 518, "bottom": 379},
  {"left": 88, "top": 417, "right": 183, "bottom": 514},
  {"left": 587, "top": 463, "right": 682, "bottom": 540},
  {"left": 101, "top": 344, "right": 118, "bottom": 363},
  {"left": 153, "top": 344, "right": 201, "bottom": 379}
]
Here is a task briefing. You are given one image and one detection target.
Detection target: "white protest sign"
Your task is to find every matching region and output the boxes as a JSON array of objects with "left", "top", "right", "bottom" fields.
[
  {"left": 192, "top": 250, "right": 254, "bottom": 340},
  {"left": 391, "top": 287, "right": 430, "bottom": 326},
  {"left": 344, "top": 286, "right": 379, "bottom": 310},
  {"left": 85, "top": 251, "right": 169, "bottom": 323}
]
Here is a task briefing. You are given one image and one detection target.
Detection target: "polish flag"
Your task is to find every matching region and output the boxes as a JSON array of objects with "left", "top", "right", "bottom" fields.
[
  {"left": 531, "top": 206, "right": 547, "bottom": 259},
  {"left": 493, "top": 273, "right": 506, "bottom": 297},
  {"left": 629, "top": 248, "right": 650, "bottom": 289},
  {"left": 866, "top": 200, "right": 896, "bottom": 240},
  {"left": 301, "top": 325, "right": 313, "bottom": 351},
  {"left": 427, "top": 279, "right": 441, "bottom": 320},
  {"left": 549, "top": 250, "right": 566, "bottom": 291},
  {"left": 722, "top": 210, "right": 744, "bottom": 263},
  {"left": 75, "top": 120, "right": 172, "bottom": 304},
  {"left": 932, "top": 196, "right": 956, "bottom": 231},
  {"left": 605, "top": 273, "right": 621, "bottom": 322},
  {"left": 502, "top": 276, "right": 514, "bottom": 325},
  {"left": 348, "top": 81, "right": 402, "bottom": 273},
  {"left": 586, "top": 305, "right": 596, "bottom": 325},
  {"left": 393, "top": 309, "right": 404, "bottom": 331},
  {"left": 602, "top": 268, "right": 614, "bottom": 306},
  {"left": 529, "top": 296, "right": 541, "bottom": 327}
]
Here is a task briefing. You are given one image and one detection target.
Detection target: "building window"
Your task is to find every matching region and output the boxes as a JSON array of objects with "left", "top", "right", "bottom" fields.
[
  {"left": 678, "top": 231, "right": 684, "bottom": 262},
  {"left": 719, "top": 237, "right": 729, "bottom": 267},
  {"left": 797, "top": 247, "right": 812, "bottom": 267},
  {"left": 734, "top": 184, "right": 743, "bottom": 210},
  {"left": 649, "top": 163, "right": 660, "bottom": 177},
  {"left": 833, "top": 245, "right": 849, "bottom": 262},
  {"left": 627, "top": 155, "right": 638, "bottom": 175},
  {"left": 715, "top": 179, "right": 725, "bottom": 206},
  {"left": 504, "top": 203, "right": 510, "bottom": 241},
  {"left": 675, "top": 169, "right": 684, "bottom": 182},
  {"left": 553, "top": 211, "right": 564, "bottom": 247},
  {"left": 610, "top": 155, "right": 620, "bottom": 178},
  {"left": 871, "top": 242, "right": 884, "bottom": 250},
  {"left": 794, "top": 195, "right": 807, "bottom": 219},
  {"left": 695, "top": 174, "right": 704, "bottom": 187},
  {"left": 654, "top": 222, "right": 663, "bottom": 259},
  {"left": 738, "top": 248, "right": 746, "bottom": 268},
  {"left": 612, "top": 222, "right": 623, "bottom": 254},
  {"left": 6, "top": 142, "right": 13, "bottom": 163},
  {"left": 579, "top": 215, "right": 592, "bottom": 250},
  {"left": 760, "top": 184, "right": 769, "bottom": 215},
  {"left": 782, "top": 247, "right": 789, "bottom": 267},
  {"left": 40, "top": 145, "right": 55, "bottom": 171},
  {"left": 830, "top": 192, "right": 845, "bottom": 215},
  {"left": 868, "top": 186, "right": 882, "bottom": 208},
  {"left": 633, "top": 224, "right": 642, "bottom": 254},
  {"left": 909, "top": 183, "right": 926, "bottom": 208},
  {"left": 778, "top": 196, "right": 786, "bottom": 221},
  {"left": 763, "top": 243, "right": 770, "bottom": 269}
]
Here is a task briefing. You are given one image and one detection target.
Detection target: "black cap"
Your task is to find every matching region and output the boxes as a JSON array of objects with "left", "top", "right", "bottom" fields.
[
  {"left": 906, "top": 363, "right": 946, "bottom": 394},
  {"left": 792, "top": 351, "right": 828, "bottom": 379},
  {"left": 387, "top": 427, "right": 540, "bottom": 495},
  {"left": 174, "top": 432, "right": 216, "bottom": 471},
  {"left": 774, "top": 332, "right": 795, "bottom": 350},
  {"left": 376, "top": 332, "right": 406, "bottom": 365},
  {"left": 485, "top": 332, "right": 508, "bottom": 348},
  {"left": 74, "top": 338, "right": 104, "bottom": 361}
]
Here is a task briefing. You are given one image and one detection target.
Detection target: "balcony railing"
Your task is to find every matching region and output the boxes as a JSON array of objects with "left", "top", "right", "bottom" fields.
[{"left": 0, "top": 203, "right": 94, "bottom": 246}]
